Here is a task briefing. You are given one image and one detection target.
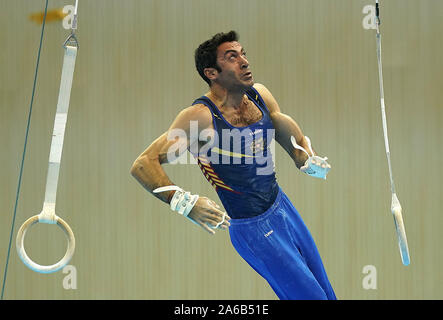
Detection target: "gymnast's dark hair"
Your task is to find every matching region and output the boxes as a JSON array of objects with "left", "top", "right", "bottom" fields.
[{"left": 195, "top": 31, "right": 239, "bottom": 86}]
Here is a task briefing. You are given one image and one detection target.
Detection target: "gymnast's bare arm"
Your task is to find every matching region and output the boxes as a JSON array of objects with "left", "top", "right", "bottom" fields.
[
  {"left": 253, "top": 83, "right": 316, "bottom": 169},
  {"left": 130, "top": 105, "right": 230, "bottom": 234}
]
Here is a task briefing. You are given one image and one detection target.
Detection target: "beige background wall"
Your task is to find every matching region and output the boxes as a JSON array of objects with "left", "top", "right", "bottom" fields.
[{"left": 1, "top": 0, "right": 442, "bottom": 299}]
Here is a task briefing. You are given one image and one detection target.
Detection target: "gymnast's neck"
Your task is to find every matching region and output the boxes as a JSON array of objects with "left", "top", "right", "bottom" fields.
[{"left": 206, "top": 82, "right": 252, "bottom": 110}]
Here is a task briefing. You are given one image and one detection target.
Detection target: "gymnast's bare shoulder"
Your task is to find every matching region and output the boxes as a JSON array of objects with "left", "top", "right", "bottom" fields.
[
  {"left": 253, "top": 83, "right": 281, "bottom": 114},
  {"left": 169, "top": 103, "right": 214, "bottom": 134}
]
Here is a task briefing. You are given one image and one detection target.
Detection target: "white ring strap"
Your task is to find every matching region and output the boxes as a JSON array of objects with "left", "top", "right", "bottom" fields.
[
  {"left": 16, "top": 45, "right": 77, "bottom": 274},
  {"left": 153, "top": 185, "right": 182, "bottom": 194},
  {"left": 291, "top": 135, "right": 313, "bottom": 157}
]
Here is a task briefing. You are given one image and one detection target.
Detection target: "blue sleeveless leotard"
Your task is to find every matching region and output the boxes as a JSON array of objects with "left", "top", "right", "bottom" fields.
[{"left": 191, "top": 87, "right": 279, "bottom": 219}]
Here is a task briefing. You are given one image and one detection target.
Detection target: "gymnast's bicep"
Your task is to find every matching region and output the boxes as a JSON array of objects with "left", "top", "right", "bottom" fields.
[{"left": 136, "top": 105, "right": 213, "bottom": 165}]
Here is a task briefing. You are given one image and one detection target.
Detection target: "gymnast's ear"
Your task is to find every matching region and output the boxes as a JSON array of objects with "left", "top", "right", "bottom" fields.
[{"left": 203, "top": 67, "right": 218, "bottom": 82}]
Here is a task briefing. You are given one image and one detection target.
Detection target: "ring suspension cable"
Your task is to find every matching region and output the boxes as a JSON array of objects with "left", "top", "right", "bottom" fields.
[{"left": 1, "top": 0, "right": 49, "bottom": 300}]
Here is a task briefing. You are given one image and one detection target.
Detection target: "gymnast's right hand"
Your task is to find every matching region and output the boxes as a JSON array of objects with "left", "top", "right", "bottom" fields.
[{"left": 188, "top": 197, "right": 231, "bottom": 235}]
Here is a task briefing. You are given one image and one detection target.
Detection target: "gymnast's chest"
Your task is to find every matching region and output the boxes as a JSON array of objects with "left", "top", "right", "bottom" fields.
[{"left": 221, "top": 100, "right": 263, "bottom": 127}]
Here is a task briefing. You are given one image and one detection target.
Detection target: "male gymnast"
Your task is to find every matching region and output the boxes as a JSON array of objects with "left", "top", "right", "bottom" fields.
[{"left": 131, "top": 31, "right": 336, "bottom": 300}]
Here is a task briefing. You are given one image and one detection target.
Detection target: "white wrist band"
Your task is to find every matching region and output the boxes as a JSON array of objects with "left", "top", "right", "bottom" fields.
[
  {"left": 153, "top": 185, "right": 199, "bottom": 218},
  {"left": 291, "top": 135, "right": 331, "bottom": 179}
]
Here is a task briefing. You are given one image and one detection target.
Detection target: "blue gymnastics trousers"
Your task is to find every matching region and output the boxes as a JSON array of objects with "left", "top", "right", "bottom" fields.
[{"left": 229, "top": 188, "right": 337, "bottom": 300}]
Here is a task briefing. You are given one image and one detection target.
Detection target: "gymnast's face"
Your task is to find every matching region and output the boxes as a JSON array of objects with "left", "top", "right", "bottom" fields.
[{"left": 213, "top": 41, "right": 254, "bottom": 90}]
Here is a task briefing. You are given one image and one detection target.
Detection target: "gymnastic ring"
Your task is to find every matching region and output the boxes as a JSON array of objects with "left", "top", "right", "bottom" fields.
[{"left": 16, "top": 214, "right": 75, "bottom": 274}]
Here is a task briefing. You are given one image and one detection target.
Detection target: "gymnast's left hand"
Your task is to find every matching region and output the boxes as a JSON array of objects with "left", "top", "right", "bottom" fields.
[{"left": 300, "top": 156, "right": 332, "bottom": 180}]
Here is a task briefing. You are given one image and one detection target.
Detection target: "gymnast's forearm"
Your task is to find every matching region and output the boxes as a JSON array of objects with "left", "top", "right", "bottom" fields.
[
  {"left": 130, "top": 152, "right": 175, "bottom": 204},
  {"left": 272, "top": 112, "right": 316, "bottom": 168},
  {"left": 130, "top": 145, "right": 229, "bottom": 234}
]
